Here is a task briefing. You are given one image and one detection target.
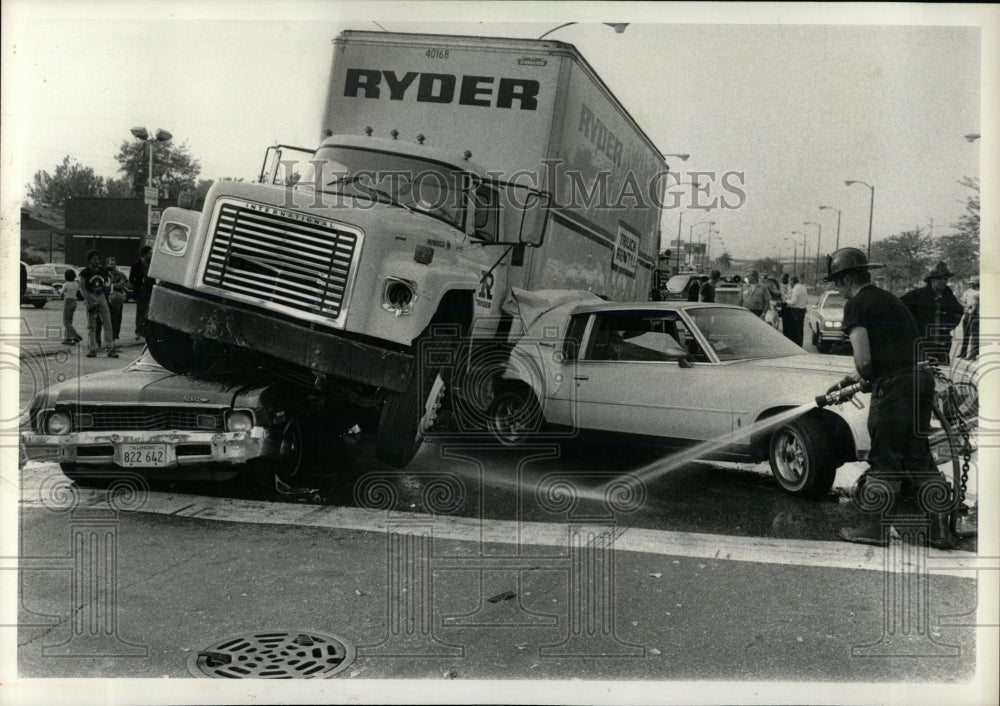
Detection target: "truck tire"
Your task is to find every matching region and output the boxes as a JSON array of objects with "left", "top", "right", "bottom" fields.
[
  {"left": 33, "top": 301, "right": 46, "bottom": 309},
  {"left": 376, "top": 369, "right": 445, "bottom": 469},
  {"left": 768, "top": 416, "right": 838, "bottom": 495}
]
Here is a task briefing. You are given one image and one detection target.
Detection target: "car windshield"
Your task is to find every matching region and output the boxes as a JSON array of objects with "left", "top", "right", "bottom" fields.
[
  {"left": 295, "top": 145, "right": 474, "bottom": 230},
  {"left": 821, "top": 292, "right": 846, "bottom": 311},
  {"left": 685, "top": 306, "right": 804, "bottom": 361},
  {"left": 665, "top": 275, "right": 692, "bottom": 293}
]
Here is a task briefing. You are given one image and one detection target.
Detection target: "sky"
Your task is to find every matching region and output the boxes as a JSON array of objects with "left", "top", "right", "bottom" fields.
[{"left": 2, "top": 2, "right": 995, "bottom": 265}]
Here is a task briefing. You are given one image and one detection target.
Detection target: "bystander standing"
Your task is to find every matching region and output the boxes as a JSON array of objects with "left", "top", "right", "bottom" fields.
[
  {"left": 79, "top": 249, "right": 118, "bottom": 359},
  {"left": 129, "top": 245, "right": 155, "bottom": 340},
  {"left": 739, "top": 270, "right": 771, "bottom": 318},
  {"left": 900, "top": 262, "right": 963, "bottom": 364},
  {"left": 784, "top": 276, "right": 809, "bottom": 346},
  {"left": 60, "top": 269, "right": 83, "bottom": 346}
]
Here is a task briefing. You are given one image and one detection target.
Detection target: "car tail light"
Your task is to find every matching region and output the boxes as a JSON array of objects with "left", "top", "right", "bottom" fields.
[
  {"left": 225, "top": 410, "right": 254, "bottom": 432},
  {"left": 45, "top": 411, "right": 72, "bottom": 435}
]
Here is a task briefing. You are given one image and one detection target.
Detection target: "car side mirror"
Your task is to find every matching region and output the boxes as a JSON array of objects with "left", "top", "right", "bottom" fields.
[{"left": 677, "top": 356, "right": 693, "bottom": 369}]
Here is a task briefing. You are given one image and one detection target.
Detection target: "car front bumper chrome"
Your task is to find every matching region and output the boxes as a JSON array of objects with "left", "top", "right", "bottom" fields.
[{"left": 21, "top": 427, "right": 272, "bottom": 469}]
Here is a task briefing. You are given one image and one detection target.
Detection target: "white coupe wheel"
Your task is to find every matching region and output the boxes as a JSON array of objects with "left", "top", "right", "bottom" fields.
[
  {"left": 487, "top": 387, "right": 543, "bottom": 446},
  {"left": 768, "top": 417, "right": 837, "bottom": 495}
]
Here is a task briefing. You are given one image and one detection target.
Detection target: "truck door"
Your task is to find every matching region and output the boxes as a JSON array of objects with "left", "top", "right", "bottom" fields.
[{"left": 469, "top": 179, "right": 549, "bottom": 339}]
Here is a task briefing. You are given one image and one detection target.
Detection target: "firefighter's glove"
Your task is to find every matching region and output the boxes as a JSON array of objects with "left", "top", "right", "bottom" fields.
[{"left": 858, "top": 378, "right": 872, "bottom": 394}]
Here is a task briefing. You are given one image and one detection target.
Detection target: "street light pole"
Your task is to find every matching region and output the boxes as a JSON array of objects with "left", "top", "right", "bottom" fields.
[
  {"left": 845, "top": 179, "right": 874, "bottom": 257},
  {"left": 705, "top": 224, "right": 718, "bottom": 270},
  {"left": 819, "top": 205, "right": 841, "bottom": 251},
  {"left": 131, "top": 126, "right": 172, "bottom": 243},
  {"left": 804, "top": 221, "right": 822, "bottom": 285},
  {"left": 791, "top": 230, "right": 806, "bottom": 277},
  {"left": 538, "top": 22, "right": 629, "bottom": 39},
  {"left": 689, "top": 220, "right": 714, "bottom": 270}
]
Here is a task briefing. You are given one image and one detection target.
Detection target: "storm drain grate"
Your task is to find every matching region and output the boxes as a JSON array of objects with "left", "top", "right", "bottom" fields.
[{"left": 187, "top": 630, "right": 356, "bottom": 679}]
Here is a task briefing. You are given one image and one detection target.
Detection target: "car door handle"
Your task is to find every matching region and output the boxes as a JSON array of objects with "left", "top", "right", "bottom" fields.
[{"left": 573, "top": 375, "right": 589, "bottom": 381}]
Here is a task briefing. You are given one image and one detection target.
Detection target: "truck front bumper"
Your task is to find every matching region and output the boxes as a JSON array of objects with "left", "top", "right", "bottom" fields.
[
  {"left": 149, "top": 284, "right": 413, "bottom": 392},
  {"left": 21, "top": 427, "right": 270, "bottom": 469}
]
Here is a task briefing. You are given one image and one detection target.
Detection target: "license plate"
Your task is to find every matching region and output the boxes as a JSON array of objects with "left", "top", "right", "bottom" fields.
[{"left": 118, "top": 443, "right": 168, "bottom": 468}]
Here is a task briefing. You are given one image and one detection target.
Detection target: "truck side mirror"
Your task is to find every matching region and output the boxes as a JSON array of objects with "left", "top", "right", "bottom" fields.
[{"left": 516, "top": 190, "right": 551, "bottom": 248}]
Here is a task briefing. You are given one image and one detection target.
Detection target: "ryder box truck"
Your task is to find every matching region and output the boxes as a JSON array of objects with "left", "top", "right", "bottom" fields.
[{"left": 146, "top": 31, "right": 667, "bottom": 467}]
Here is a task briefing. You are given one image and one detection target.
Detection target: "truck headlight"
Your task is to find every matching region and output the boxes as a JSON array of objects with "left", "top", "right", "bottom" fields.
[
  {"left": 382, "top": 278, "right": 416, "bottom": 316},
  {"left": 160, "top": 223, "right": 190, "bottom": 256},
  {"left": 45, "top": 411, "right": 72, "bottom": 435},
  {"left": 225, "top": 410, "right": 254, "bottom": 432}
]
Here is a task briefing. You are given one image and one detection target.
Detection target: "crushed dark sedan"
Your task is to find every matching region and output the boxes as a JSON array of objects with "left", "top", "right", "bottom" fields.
[{"left": 21, "top": 348, "right": 357, "bottom": 487}]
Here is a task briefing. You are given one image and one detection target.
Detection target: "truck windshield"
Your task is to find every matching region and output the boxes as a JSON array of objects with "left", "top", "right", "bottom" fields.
[{"left": 307, "top": 145, "right": 474, "bottom": 230}]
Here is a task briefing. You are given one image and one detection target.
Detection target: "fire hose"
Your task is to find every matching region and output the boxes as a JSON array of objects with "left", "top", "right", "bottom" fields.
[{"left": 815, "top": 367, "right": 976, "bottom": 539}]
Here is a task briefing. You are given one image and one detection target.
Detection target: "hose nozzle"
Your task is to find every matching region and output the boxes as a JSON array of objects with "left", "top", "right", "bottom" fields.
[{"left": 816, "top": 381, "right": 867, "bottom": 408}]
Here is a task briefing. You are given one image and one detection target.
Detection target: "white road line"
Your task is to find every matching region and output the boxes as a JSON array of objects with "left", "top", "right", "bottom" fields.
[{"left": 19, "top": 470, "right": 977, "bottom": 579}]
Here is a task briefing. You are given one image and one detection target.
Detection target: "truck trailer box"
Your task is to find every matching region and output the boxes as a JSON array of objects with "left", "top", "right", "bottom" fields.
[
  {"left": 323, "top": 31, "right": 667, "bottom": 305},
  {"left": 146, "top": 31, "right": 666, "bottom": 467}
]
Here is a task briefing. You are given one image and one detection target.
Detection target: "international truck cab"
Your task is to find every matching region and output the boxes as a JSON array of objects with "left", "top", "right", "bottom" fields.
[{"left": 146, "top": 133, "right": 549, "bottom": 467}]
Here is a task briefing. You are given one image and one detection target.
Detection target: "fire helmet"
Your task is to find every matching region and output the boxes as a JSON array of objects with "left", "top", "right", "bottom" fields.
[{"left": 823, "top": 247, "right": 884, "bottom": 282}]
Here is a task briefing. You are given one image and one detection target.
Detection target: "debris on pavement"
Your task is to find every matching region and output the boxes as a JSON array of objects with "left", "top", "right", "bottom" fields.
[{"left": 488, "top": 590, "right": 516, "bottom": 603}]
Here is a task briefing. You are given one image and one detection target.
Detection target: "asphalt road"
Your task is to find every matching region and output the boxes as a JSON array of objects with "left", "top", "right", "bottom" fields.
[{"left": 9, "top": 301, "right": 989, "bottom": 699}]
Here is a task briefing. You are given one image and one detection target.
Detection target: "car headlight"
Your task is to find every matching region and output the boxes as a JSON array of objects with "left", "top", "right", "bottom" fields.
[
  {"left": 160, "top": 222, "right": 190, "bottom": 256},
  {"left": 382, "top": 278, "right": 416, "bottom": 316},
  {"left": 45, "top": 411, "right": 72, "bottom": 435},
  {"left": 225, "top": 410, "right": 254, "bottom": 432}
]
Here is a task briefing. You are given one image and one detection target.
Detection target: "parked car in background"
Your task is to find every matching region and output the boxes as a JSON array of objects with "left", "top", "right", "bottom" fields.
[
  {"left": 20, "top": 262, "right": 60, "bottom": 308},
  {"left": 660, "top": 273, "right": 708, "bottom": 301},
  {"left": 21, "top": 348, "right": 358, "bottom": 488},
  {"left": 27, "top": 263, "right": 77, "bottom": 298},
  {"left": 806, "top": 290, "right": 849, "bottom": 353},
  {"left": 487, "top": 291, "right": 968, "bottom": 496},
  {"left": 713, "top": 274, "right": 745, "bottom": 305}
]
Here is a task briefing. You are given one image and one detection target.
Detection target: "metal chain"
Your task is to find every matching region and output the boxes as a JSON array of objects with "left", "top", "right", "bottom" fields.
[{"left": 927, "top": 361, "right": 973, "bottom": 506}]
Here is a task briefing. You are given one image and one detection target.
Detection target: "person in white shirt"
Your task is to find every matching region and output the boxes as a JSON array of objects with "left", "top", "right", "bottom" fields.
[
  {"left": 60, "top": 268, "right": 83, "bottom": 345},
  {"left": 784, "top": 276, "right": 809, "bottom": 346}
]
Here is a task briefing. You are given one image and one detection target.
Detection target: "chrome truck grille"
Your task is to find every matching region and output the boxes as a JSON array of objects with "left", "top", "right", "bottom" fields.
[
  {"left": 202, "top": 199, "right": 360, "bottom": 321},
  {"left": 69, "top": 406, "right": 225, "bottom": 432}
]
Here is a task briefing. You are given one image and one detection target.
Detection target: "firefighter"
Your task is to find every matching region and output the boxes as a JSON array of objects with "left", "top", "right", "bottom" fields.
[{"left": 824, "top": 247, "right": 955, "bottom": 549}]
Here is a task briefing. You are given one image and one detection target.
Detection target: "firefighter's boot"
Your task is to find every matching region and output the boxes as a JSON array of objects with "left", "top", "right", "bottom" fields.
[
  {"left": 927, "top": 511, "right": 956, "bottom": 550},
  {"left": 838, "top": 514, "right": 891, "bottom": 546},
  {"left": 838, "top": 478, "right": 898, "bottom": 546}
]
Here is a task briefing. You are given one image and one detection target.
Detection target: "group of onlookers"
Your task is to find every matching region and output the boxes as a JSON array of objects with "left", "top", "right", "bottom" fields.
[
  {"left": 729, "top": 261, "right": 978, "bottom": 364},
  {"left": 56, "top": 246, "right": 155, "bottom": 358}
]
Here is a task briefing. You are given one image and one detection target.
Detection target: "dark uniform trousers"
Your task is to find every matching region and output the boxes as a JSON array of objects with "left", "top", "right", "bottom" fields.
[{"left": 865, "top": 367, "right": 940, "bottom": 498}]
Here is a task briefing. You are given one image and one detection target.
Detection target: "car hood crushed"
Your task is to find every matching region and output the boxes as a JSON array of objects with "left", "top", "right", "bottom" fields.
[{"left": 42, "top": 359, "right": 268, "bottom": 407}]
